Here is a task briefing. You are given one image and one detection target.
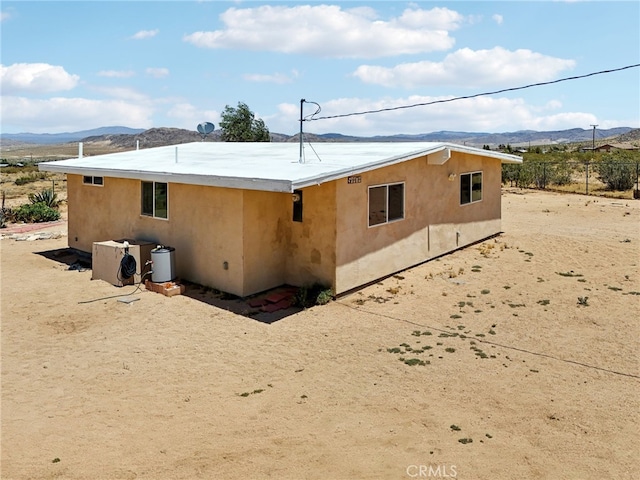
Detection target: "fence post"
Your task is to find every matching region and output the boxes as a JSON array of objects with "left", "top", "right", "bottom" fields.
[{"left": 585, "top": 161, "right": 589, "bottom": 196}]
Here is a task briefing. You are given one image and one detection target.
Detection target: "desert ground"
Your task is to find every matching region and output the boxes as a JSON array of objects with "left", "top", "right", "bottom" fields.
[{"left": 1, "top": 187, "right": 639, "bottom": 480}]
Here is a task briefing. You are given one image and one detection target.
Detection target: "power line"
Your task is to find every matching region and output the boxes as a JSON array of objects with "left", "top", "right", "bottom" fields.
[{"left": 306, "top": 63, "right": 640, "bottom": 122}]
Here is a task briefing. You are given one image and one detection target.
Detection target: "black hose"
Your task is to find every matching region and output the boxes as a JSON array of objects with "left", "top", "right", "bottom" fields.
[{"left": 119, "top": 253, "right": 137, "bottom": 280}]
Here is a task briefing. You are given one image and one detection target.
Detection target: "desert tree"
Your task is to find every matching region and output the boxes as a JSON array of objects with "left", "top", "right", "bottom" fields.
[{"left": 219, "top": 102, "right": 270, "bottom": 142}]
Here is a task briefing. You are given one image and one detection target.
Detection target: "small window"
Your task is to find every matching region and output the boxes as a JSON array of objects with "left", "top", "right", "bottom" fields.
[
  {"left": 141, "top": 181, "right": 168, "bottom": 219},
  {"left": 293, "top": 189, "right": 303, "bottom": 222},
  {"left": 368, "top": 182, "right": 404, "bottom": 227},
  {"left": 460, "top": 172, "right": 482, "bottom": 205},
  {"left": 83, "top": 175, "right": 103, "bottom": 186}
]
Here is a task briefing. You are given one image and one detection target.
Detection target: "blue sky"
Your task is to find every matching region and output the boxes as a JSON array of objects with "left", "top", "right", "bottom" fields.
[{"left": 1, "top": 1, "right": 638, "bottom": 136}]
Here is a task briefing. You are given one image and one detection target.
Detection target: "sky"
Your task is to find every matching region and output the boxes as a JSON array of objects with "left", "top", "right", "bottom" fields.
[{"left": 1, "top": 1, "right": 639, "bottom": 136}]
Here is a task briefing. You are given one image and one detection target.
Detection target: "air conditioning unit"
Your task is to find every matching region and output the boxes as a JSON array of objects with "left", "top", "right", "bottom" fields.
[{"left": 92, "top": 239, "right": 155, "bottom": 286}]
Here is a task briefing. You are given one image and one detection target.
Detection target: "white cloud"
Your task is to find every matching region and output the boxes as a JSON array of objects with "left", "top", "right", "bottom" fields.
[
  {"left": 90, "top": 86, "right": 150, "bottom": 102},
  {"left": 352, "top": 47, "right": 576, "bottom": 88},
  {"left": 1, "top": 11, "right": 12, "bottom": 22},
  {"left": 165, "top": 103, "right": 220, "bottom": 130},
  {"left": 492, "top": 14, "right": 504, "bottom": 25},
  {"left": 131, "top": 29, "right": 159, "bottom": 40},
  {"left": 242, "top": 70, "right": 298, "bottom": 84},
  {"left": 0, "top": 96, "right": 154, "bottom": 133},
  {"left": 145, "top": 67, "right": 169, "bottom": 78},
  {"left": 0, "top": 63, "right": 79, "bottom": 94},
  {"left": 97, "top": 70, "right": 136, "bottom": 78},
  {"left": 184, "top": 5, "right": 461, "bottom": 58}
]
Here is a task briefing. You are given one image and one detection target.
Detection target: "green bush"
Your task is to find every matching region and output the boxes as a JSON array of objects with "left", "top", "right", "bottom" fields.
[
  {"left": 14, "top": 172, "right": 47, "bottom": 185},
  {"left": 594, "top": 153, "right": 637, "bottom": 191},
  {"left": 548, "top": 160, "right": 574, "bottom": 186},
  {"left": 12, "top": 202, "right": 60, "bottom": 223},
  {"left": 295, "top": 283, "right": 333, "bottom": 308}
]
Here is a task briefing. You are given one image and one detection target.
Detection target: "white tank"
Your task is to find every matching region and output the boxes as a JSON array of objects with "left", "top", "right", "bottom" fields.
[{"left": 151, "top": 246, "right": 175, "bottom": 282}]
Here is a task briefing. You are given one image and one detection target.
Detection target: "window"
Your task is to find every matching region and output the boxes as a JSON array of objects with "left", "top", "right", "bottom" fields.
[
  {"left": 460, "top": 172, "right": 482, "bottom": 205},
  {"left": 83, "top": 175, "right": 103, "bottom": 186},
  {"left": 141, "top": 181, "right": 168, "bottom": 219},
  {"left": 368, "top": 183, "right": 404, "bottom": 227}
]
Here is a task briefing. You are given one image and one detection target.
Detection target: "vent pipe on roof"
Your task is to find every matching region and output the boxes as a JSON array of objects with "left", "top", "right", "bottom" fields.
[
  {"left": 78, "top": 142, "right": 83, "bottom": 159},
  {"left": 175, "top": 146, "right": 178, "bottom": 163},
  {"left": 136, "top": 140, "right": 139, "bottom": 151}
]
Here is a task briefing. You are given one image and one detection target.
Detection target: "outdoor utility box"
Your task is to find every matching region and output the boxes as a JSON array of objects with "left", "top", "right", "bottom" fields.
[{"left": 92, "top": 239, "right": 155, "bottom": 286}]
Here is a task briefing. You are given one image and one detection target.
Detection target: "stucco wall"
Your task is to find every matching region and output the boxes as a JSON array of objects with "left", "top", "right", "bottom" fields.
[
  {"left": 334, "top": 152, "right": 502, "bottom": 294},
  {"left": 67, "top": 175, "right": 246, "bottom": 296},
  {"left": 241, "top": 190, "right": 289, "bottom": 295},
  {"left": 284, "top": 183, "right": 337, "bottom": 290}
]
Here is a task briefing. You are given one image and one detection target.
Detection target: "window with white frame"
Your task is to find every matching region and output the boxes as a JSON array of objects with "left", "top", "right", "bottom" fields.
[
  {"left": 368, "top": 182, "right": 404, "bottom": 227},
  {"left": 141, "top": 181, "right": 168, "bottom": 219},
  {"left": 83, "top": 175, "right": 103, "bottom": 186},
  {"left": 460, "top": 172, "right": 482, "bottom": 205}
]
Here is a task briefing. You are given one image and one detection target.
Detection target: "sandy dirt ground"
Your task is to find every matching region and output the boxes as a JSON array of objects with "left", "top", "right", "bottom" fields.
[{"left": 1, "top": 188, "right": 639, "bottom": 480}]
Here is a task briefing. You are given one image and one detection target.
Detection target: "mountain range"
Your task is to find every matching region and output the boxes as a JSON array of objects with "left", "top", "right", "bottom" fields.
[{"left": 1, "top": 126, "right": 637, "bottom": 148}]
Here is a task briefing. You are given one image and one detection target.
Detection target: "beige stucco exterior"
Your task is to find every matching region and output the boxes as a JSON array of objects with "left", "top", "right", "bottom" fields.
[{"left": 66, "top": 149, "right": 504, "bottom": 297}]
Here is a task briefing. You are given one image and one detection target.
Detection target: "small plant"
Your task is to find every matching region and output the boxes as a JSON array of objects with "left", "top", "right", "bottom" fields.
[
  {"left": 315, "top": 288, "right": 333, "bottom": 305},
  {"left": 481, "top": 289, "right": 490, "bottom": 295},
  {"left": 295, "top": 283, "right": 332, "bottom": 307},
  {"left": 14, "top": 172, "right": 47, "bottom": 185},
  {"left": 28, "top": 188, "right": 59, "bottom": 208},
  {"left": 450, "top": 424, "right": 461, "bottom": 431},
  {"left": 52, "top": 458, "right": 61, "bottom": 463},
  {"left": 458, "top": 438, "right": 473, "bottom": 444},
  {"left": 557, "top": 271, "right": 583, "bottom": 278},
  {"left": 403, "top": 358, "right": 426, "bottom": 366},
  {"left": 577, "top": 296, "right": 589, "bottom": 306},
  {"left": 537, "top": 299, "right": 550, "bottom": 306},
  {"left": 445, "top": 347, "right": 456, "bottom": 353}
]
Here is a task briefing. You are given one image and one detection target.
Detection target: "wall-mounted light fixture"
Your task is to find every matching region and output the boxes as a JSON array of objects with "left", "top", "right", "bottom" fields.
[{"left": 448, "top": 173, "right": 457, "bottom": 182}]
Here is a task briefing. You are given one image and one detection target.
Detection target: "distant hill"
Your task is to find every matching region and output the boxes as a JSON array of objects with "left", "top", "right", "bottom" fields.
[
  {"left": 1, "top": 126, "right": 145, "bottom": 145},
  {"left": 1, "top": 125, "right": 636, "bottom": 149}
]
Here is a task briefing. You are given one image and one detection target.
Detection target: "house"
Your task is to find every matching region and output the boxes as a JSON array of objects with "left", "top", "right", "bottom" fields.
[
  {"left": 39, "top": 142, "right": 522, "bottom": 297},
  {"left": 593, "top": 143, "right": 640, "bottom": 152}
]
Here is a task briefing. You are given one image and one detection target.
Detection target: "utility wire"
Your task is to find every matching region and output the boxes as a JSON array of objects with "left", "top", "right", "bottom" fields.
[{"left": 307, "top": 64, "right": 640, "bottom": 122}]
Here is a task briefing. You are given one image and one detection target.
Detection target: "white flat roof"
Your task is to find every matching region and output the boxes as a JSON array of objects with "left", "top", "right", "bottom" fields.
[{"left": 39, "top": 141, "right": 522, "bottom": 193}]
